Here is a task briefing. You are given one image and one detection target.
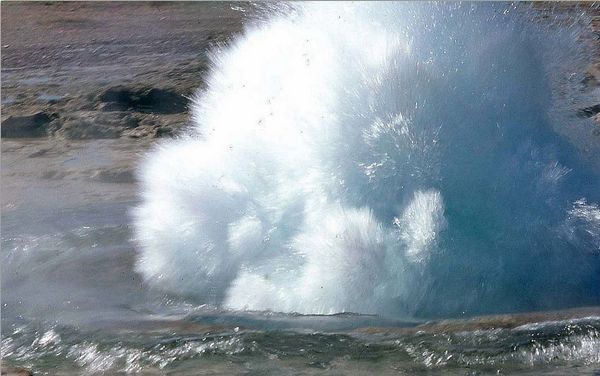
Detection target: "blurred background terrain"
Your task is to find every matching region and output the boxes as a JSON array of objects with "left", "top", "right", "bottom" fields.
[
  {"left": 1, "top": 2, "right": 252, "bottom": 213},
  {"left": 1, "top": 2, "right": 250, "bottom": 140}
]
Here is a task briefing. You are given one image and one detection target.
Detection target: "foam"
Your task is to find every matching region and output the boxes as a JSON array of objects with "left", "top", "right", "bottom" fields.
[{"left": 134, "top": 3, "right": 600, "bottom": 316}]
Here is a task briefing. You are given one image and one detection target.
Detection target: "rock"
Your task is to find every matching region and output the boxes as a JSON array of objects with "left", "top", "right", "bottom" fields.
[
  {"left": 154, "top": 125, "right": 174, "bottom": 138},
  {"left": 593, "top": 114, "right": 600, "bottom": 136},
  {"left": 582, "top": 63, "right": 600, "bottom": 89},
  {"left": 576, "top": 104, "right": 600, "bottom": 118},
  {"left": 53, "top": 112, "right": 134, "bottom": 139},
  {"left": 123, "top": 127, "right": 151, "bottom": 139},
  {"left": 28, "top": 147, "right": 52, "bottom": 158},
  {"left": 1, "top": 112, "right": 55, "bottom": 138},
  {"left": 122, "top": 114, "right": 141, "bottom": 129},
  {"left": 58, "top": 117, "right": 121, "bottom": 139},
  {"left": 96, "top": 86, "right": 187, "bottom": 114},
  {"left": 90, "top": 167, "right": 136, "bottom": 184},
  {"left": 1, "top": 366, "right": 33, "bottom": 376}
]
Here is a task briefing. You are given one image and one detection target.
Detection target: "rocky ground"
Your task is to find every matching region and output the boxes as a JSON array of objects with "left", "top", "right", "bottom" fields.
[
  {"left": 1, "top": 2, "right": 255, "bottom": 213},
  {"left": 1, "top": 2, "right": 252, "bottom": 140}
]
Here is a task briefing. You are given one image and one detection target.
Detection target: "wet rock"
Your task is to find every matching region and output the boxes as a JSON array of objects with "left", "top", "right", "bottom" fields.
[
  {"left": 582, "top": 62, "right": 600, "bottom": 89},
  {"left": 576, "top": 104, "right": 600, "bottom": 118},
  {"left": 1, "top": 112, "right": 55, "bottom": 138},
  {"left": 154, "top": 125, "right": 174, "bottom": 138},
  {"left": 122, "top": 114, "right": 141, "bottom": 129},
  {"left": 593, "top": 114, "right": 600, "bottom": 136},
  {"left": 90, "top": 167, "right": 136, "bottom": 184},
  {"left": 59, "top": 117, "right": 122, "bottom": 139},
  {"left": 1, "top": 366, "right": 33, "bottom": 376},
  {"left": 28, "top": 147, "right": 52, "bottom": 158},
  {"left": 96, "top": 86, "right": 187, "bottom": 114},
  {"left": 52, "top": 112, "right": 137, "bottom": 139},
  {"left": 123, "top": 127, "right": 152, "bottom": 139}
]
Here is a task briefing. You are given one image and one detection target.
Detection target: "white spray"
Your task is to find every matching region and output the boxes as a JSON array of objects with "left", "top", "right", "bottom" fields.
[{"left": 134, "top": 3, "right": 600, "bottom": 317}]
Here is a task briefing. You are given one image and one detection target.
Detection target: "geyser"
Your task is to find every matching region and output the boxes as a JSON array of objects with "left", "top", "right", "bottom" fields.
[{"left": 134, "top": 2, "right": 600, "bottom": 317}]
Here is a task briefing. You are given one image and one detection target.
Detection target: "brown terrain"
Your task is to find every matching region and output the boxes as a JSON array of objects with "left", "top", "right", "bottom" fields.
[
  {"left": 1, "top": 2, "right": 251, "bottom": 140},
  {"left": 1, "top": 2, "right": 253, "bottom": 212}
]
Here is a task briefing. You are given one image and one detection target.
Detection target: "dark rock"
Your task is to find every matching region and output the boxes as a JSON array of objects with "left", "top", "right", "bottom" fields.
[
  {"left": 154, "top": 125, "right": 174, "bottom": 138},
  {"left": 122, "top": 114, "right": 141, "bottom": 129},
  {"left": 96, "top": 86, "right": 187, "bottom": 114},
  {"left": 576, "top": 104, "right": 600, "bottom": 118},
  {"left": 90, "top": 168, "right": 136, "bottom": 184},
  {"left": 1, "top": 112, "right": 55, "bottom": 138},
  {"left": 28, "top": 147, "right": 52, "bottom": 158}
]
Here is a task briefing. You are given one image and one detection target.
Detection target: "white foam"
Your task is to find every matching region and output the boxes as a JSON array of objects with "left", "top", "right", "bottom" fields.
[{"left": 134, "top": 3, "right": 600, "bottom": 316}]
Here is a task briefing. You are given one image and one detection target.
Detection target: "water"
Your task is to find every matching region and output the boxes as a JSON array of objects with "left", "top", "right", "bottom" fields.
[
  {"left": 136, "top": 2, "right": 600, "bottom": 316},
  {"left": 2, "top": 3, "right": 600, "bottom": 374},
  {"left": 3, "top": 310, "right": 600, "bottom": 374}
]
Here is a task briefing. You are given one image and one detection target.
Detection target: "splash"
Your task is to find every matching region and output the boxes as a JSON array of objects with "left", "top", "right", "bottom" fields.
[{"left": 134, "top": 3, "right": 600, "bottom": 317}]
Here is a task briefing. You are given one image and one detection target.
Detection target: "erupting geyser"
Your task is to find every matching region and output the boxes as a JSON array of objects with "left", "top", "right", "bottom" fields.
[{"left": 134, "top": 3, "right": 600, "bottom": 317}]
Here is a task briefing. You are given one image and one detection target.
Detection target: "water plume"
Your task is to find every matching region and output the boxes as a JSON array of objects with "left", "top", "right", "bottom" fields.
[{"left": 134, "top": 2, "right": 600, "bottom": 317}]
